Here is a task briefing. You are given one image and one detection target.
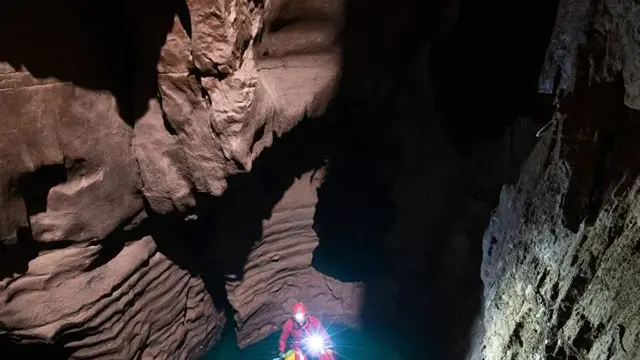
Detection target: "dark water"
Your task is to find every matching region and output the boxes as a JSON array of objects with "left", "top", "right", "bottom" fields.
[{"left": 203, "top": 321, "right": 406, "bottom": 360}]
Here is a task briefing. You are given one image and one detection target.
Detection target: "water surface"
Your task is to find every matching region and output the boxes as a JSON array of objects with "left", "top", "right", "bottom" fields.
[{"left": 203, "top": 321, "right": 406, "bottom": 360}]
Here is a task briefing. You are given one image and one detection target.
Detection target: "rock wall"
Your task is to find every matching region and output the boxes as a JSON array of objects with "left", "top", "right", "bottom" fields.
[
  {"left": 470, "top": 0, "right": 640, "bottom": 358},
  {"left": 0, "top": 0, "right": 346, "bottom": 358},
  {"left": 224, "top": 167, "right": 364, "bottom": 348},
  {"left": 1, "top": 0, "right": 562, "bottom": 358}
]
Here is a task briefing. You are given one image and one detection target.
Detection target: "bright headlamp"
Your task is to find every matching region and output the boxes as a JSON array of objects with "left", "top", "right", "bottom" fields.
[{"left": 303, "top": 334, "right": 326, "bottom": 356}]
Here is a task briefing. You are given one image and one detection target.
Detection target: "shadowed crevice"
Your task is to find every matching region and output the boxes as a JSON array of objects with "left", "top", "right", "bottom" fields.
[{"left": 0, "top": 0, "right": 185, "bottom": 125}]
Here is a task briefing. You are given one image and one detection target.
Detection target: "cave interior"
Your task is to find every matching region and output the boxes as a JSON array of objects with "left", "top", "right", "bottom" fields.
[{"left": 4, "top": 0, "right": 640, "bottom": 359}]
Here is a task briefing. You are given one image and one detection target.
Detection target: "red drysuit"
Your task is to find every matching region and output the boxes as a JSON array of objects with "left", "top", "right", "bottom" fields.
[{"left": 278, "top": 315, "right": 334, "bottom": 360}]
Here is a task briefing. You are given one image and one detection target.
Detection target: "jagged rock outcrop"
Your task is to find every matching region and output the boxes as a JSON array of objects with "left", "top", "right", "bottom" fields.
[
  {"left": 0, "top": 0, "right": 347, "bottom": 358},
  {"left": 470, "top": 0, "right": 640, "bottom": 358}
]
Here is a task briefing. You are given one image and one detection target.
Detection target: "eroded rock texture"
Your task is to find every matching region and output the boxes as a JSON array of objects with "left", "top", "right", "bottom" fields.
[
  {"left": 0, "top": 0, "right": 346, "bottom": 358},
  {"left": 225, "top": 168, "right": 364, "bottom": 347},
  {"left": 0, "top": 0, "right": 566, "bottom": 358},
  {"left": 471, "top": 0, "right": 640, "bottom": 358}
]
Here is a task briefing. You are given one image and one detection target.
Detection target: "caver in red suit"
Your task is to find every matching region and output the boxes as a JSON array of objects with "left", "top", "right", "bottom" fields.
[{"left": 278, "top": 302, "right": 335, "bottom": 360}]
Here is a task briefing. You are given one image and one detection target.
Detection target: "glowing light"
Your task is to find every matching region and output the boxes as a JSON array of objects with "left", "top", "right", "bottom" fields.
[{"left": 303, "top": 334, "right": 326, "bottom": 356}]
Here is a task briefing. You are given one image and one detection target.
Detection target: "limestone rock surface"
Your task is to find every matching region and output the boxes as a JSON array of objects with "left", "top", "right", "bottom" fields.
[
  {"left": 0, "top": 0, "right": 345, "bottom": 358},
  {"left": 471, "top": 0, "right": 640, "bottom": 357}
]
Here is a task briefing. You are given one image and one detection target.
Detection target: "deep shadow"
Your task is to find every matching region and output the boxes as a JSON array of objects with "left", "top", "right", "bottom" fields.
[
  {"left": 312, "top": 1, "right": 457, "bottom": 359},
  {"left": 0, "top": 163, "right": 72, "bottom": 280},
  {"left": 312, "top": 1, "right": 561, "bottom": 360},
  {"left": 310, "top": 0, "right": 449, "bottom": 285},
  {"left": 16, "top": 164, "right": 68, "bottom": 216},
  {"left": 85, "top": 211, "right": 151, "bottom": 271},
  {"left": 311, "top": 93, "right": 400, "bottom": 282},
  {"left": 0, "top": 0, "right": 182, "bottom": 124},
  {"left": 0, "top": 161, "right": 98, "bottom": 279},
  {"left": 430, "top": 0, "right": 560, "bottom": 153},
  {"left": 0, "top": 227, "right": 75, "bottom": 280},
  {"left": 144, "top": 203, "right": 232, "bottom": 311},
  {"left": 0, "top": 337, "right": 73, "bottom": 359},
  {"left": 144, "top": 113, "right": 334, "bottom": 314},
  {"left": 192, "top": 114, "right": 331, "bottom": 280},
  {"left": 0, "top": 164, "right": 67, "bottom": 279},
  {"left": 311, "top": 147, "right": 397, "bottom": 282}
]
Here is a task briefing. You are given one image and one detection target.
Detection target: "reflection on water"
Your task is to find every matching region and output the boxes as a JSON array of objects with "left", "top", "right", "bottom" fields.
[{"left": 203, "top": 321, "right": 407, "bottom": 360}]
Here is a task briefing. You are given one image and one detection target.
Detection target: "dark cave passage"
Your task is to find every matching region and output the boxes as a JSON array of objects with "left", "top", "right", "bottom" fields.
[
  {"left": 199, "top": 0, "right": 560, "bottom": 358},
  {"left": 305, "top": 1, "right": 560, "bottom": 360}
]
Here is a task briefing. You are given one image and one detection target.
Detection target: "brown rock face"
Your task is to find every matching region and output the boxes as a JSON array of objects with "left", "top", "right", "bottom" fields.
[
  {"left": 470, "top": 0, "right": 640, "bottom": 358},
  {"left": 0, "top": 0, "right": 347, "bottom": 358},
  {"left": 224, "top": 167, "right": 364, "bottom": 348},
  {"left": 3, "top": 0, "right": 559, "bottom": 358}
]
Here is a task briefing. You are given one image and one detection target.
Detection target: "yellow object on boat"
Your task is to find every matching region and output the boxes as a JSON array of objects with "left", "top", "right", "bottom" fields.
[{"left": 283, "top": 350, "right": 297, "bottom": 360}]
